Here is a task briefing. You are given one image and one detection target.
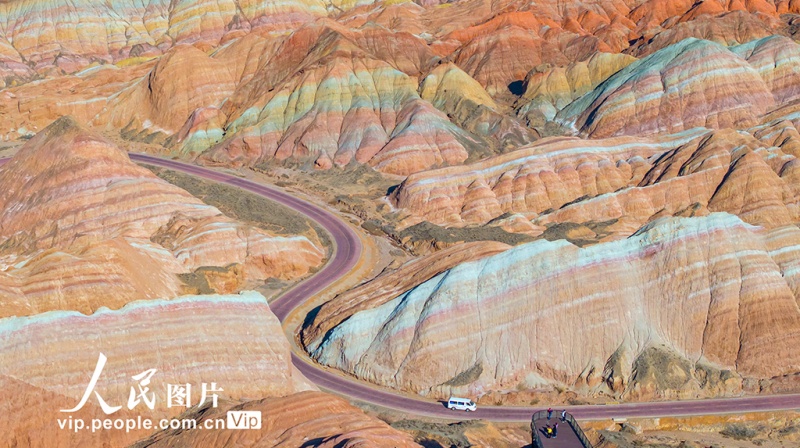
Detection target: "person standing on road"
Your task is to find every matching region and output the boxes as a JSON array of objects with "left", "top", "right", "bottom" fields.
[
  {"left": 547, "top": 408, "right": 553, "bottom": 420},
  {"left": 554, "top": 422, "right": 558, "bottom": 438},
  {"left": 561, "top": 409, "right": 567, "bottom": 421}
]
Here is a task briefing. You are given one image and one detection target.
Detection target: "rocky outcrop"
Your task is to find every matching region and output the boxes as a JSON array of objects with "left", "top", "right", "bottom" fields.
[
  {"left": 1, "top": 291, "right": 419, "bottom": 447},
  {"left": 199, "top": 22, "right": 476, "bottom": 176},
  {"left": 391, "top": 120, "right": 800, "bottom": 240},
  {"left": 557, "top": 38, "right": 776, "bottom": 138},
  {"left": 101, "top": 45, "right": 237, "bottom": 136},
  {"left": 420, "top": 62, "right": 538, "bottom": 151},
  {"left": 390, "top": 130, "right": 709, "bottom": 229},
  {"left": 0, "top": 291, "right": 312, "bottom": 447},
  {"left": 303, "top": 241, "right": 511, "bottom": 350},
  {"left": 0, "top": 117, "right": 323, "bottom": 317},
  {"left": 0, "top": 0, "right": 332, "bottom": 73},
  {"left": 310, "top": 214, "right": 800, "bottom": 400}
]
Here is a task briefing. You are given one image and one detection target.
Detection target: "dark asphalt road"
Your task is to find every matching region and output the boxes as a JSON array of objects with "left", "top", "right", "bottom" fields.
[{"left": 5, "top": 153, "right": 796, "bottom": 423}]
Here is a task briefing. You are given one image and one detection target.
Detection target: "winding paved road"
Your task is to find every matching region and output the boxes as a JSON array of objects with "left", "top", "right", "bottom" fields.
[
  {"left": 97, "top": 154, "right": 800, "bottom": 422},
  {"left": 129, "top": 154, "right": 360, "bottom": 322}
]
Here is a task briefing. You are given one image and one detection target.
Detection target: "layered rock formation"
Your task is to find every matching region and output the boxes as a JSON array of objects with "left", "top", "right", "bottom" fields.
[
  {"left": 0, "top": 61, "right": 155, "bottom": 141},
  {"left": 200, "top": 22, "right": 477, "bottom": 175},
  {"left": 551, "top": 35, "right": 800, "bottom": 139},
  {"left": 5, "top": 0, "right": 794, "bottom": 84},
  {"left": 10, "top": 0, "right": 800, "bottom": 443},
  {"left": 517, "top": 52, "right": 637, "bottom": 122},
  {"left": 0, "top": 291, "right": 418, "bottom": 447},
  {"left": 391, "top": 117, "right": 800, "bottom": 242},
  {"left": 557, "top": 38, "right": 778, "bottom": 137},
  {"left": 417, "top": 0, "right": 796, "bottom": 102},
  {"left": 376, "top": 78, "right": 800, "bottom": 401},
  {"left": 446, "top": 12, "right": 579, "bottom": 98},
  {"left": 0, "top": 0, "right": 331, "bottom": 75},
  {"left": 309, "top": 214, "right": 800, "bottom": 400},
  {"left": 0, "top": 117, "right": 323, "bottom": 317},
  {"left": 625, "top": 9, "right": 779, "bottom": 57},
  {"left": 732, "top": 35, "right": 800, "bottom": 103},
  {"left": 0, "top": 291, "right": 311, "bottom": 447},
  {"left": 303, "top": 241, "right": 511, "bottom": 350},
  {"left": 5, "top": 0, "right": 800, "bottom": 174},
  {"left": 390, "top": 130, "right": 709, "bottom": 229},
  {"left": 420, "top": 63, "right": 538, "bottom": 151},
  {"left": 101, "top": 44, "right": 237, "bottom": 136}
]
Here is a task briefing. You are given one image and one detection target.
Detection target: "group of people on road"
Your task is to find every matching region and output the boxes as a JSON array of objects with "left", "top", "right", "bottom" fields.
[
  {"left": 543, "top": 408, "right": 567, "bottom": 439},
  {"left": 543, "top": 422, "right": 558, "bottom": 438}
]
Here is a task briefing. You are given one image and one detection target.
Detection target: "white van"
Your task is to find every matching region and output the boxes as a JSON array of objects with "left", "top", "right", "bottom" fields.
[{"left": 447, "top": 397, "right": 477, "bottom": 411}]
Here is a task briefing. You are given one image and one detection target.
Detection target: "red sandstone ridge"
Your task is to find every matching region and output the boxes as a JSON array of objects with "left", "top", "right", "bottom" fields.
[
  {"left": 390, "top": 119, "right": 800, "bottom": 243},
  {"left": 0, "top": 117, "right": 324, "bottom": 317},
  {"left": 0, "top": 0, "right": 332, "bottom": 77},
  {"left": 8, "top": 0, "right": 800, "bottom": 445},
  {"left": 302, "top": 241, "right": 511, "bottom": 350},
  {"left": 557, "top": 38, "right": 782, "bottom": 138},
  {"left": 0, "top": 291, "right": 419, "bottom": 448},
  {"left": 101, "top": 45, "right": 237, "bottom": 136},
  {"left": 198, "top": 21, "right": 479, "bottom": 175},
  {"left": 310, "top": 214, "right": 800, "bottom": 401},
  {"left": 4, "top": 1, "right": 800, "bottom": 175}
]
